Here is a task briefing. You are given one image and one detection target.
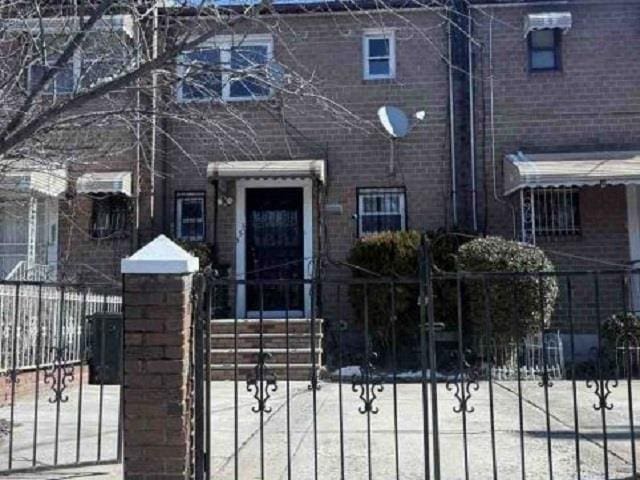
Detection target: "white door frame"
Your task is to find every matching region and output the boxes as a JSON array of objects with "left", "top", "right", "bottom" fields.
[
  {"left": 626, "top": 185, "right": 640, "bottom": 311},
  {"left": 235, "top": 178, "right": 314, "bottom": 318}
]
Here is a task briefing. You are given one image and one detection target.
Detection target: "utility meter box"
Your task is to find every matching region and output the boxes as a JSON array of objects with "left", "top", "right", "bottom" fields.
[{"left": 88, "top": 313, "right": 123, "bottom": 385}]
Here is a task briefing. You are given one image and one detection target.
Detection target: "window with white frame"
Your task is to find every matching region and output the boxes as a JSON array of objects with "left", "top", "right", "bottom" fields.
[
  {"left": 521, "top": 188, "right": 580, "bottom": 242},
  {"left": 363, "top": 30, "right": 395, "bottom": 80},
  {"left": 178, "top": 37, "right": 272, "bottom": 102},
  {"left": 176, "top": 192, "right": 206, "bottom": 242},
  {"left": 357, "top": 187, "right": 406, "bottom": 236},
  {"left": 79, "top": 55, "right": 122, "bottom": 89},
  {"left": 29, "top": 50, "right": 121, "bottom": 94}
]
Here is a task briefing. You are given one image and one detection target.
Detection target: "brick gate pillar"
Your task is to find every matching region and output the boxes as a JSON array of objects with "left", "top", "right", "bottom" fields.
[{"left": 120, "top": 235, "right": 199, "bottom": 480}]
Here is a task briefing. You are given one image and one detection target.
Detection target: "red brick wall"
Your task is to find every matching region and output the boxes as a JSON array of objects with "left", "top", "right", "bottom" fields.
[
  {"left": 123, "top": 273, "right": 193, "bottom": 480},
  {"left": 471, "top": 2, "right": 640, "bottom": 327}
]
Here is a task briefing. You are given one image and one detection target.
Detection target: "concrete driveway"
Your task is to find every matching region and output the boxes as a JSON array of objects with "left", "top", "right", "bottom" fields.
[
  {"left": 208, "top": 379, "right": 639, "bottom": 480},
  {"left": 0, "top": 380, "right": 638, "bottom": 479}
]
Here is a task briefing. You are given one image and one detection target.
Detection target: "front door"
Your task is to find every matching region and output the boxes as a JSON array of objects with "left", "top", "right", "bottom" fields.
[{"left": 246, "top": 188, "right": 304, "bottom": 315}]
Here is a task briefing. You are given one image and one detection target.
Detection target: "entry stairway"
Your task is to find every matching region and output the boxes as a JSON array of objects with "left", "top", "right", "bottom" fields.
[{"left": 210, "top": 318, "right": 323, "bottom": 381}]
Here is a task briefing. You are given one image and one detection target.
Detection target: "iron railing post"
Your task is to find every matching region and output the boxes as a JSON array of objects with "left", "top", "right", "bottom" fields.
[{"left": 422, "top": 235, "right": 441, "bottom": 480}]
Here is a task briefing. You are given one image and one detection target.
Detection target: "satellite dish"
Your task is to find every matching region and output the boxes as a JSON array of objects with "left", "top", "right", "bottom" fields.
[{"left": 377, "top": 106, "right": 410, "bottom": 139}]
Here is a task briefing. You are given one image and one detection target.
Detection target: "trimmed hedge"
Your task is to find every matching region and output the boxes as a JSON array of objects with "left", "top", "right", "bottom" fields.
[
  {"left": 347, "top": 230, "right": 471, "bottom": 363},
  {"left": 457, "top": 237, "right": 558, "bottom": 342},
  {"left": 603, "top": 313, "right": 640, "bottom": 347},
  {"left": 347, "top": 231, "right": 421, "bottom": 356}
]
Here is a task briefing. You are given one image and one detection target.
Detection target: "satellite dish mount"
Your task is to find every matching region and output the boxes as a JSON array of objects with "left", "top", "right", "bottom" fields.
[{"left": 377, "top": 105, "right": 426, "bottom": 174}]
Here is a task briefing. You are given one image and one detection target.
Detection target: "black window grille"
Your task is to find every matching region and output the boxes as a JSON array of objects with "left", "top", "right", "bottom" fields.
[
  {"left": 176, "top": 192, "right": 206, "bottom": 242},
  {"left": 90, "top": 195, "right": 129, "bottom": 239},
  {"left": 534, "top": 188, "right": 580, "bottom": 237}
]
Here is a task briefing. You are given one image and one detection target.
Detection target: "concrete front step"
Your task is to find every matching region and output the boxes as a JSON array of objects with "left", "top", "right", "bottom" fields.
[
  {"left": 210, "top": 363, "right": 318, "bottom": 381},
  {"left": 211, "top": 348, "right": 321, "bottom": 365},
  {"left": 211, "top": 318, "right": 323, "bottom": 335},
  {"left": 209, "top": 319, "right": 324, "bottom": 381},
  {"left": 211, "top": 333, "right": 321, "bottom": 349}
]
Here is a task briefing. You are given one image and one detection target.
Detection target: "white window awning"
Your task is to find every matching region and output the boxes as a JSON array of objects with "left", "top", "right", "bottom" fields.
[
  {"left": 3, "top": 15, "right": 134, "bottom": 38},
  {"left": 77, "top": 171, "right": 132, "bottom": 197},
  {"left": 207, "top": 160, "right": 325, "bottom": 183},
  {"left": 524, "top": 12, "right": 572, "bottom": 37},
  {"left": 0, "top": 160, "right": 67, "bottom": 197},
  {"left": 504, "top": 151, "right": 640, "bottom": 195}
]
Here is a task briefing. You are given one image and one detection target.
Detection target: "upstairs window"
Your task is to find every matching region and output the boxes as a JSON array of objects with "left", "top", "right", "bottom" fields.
[
  {"left": 357, "top": 187, "right": 406, "bottom": 236},
  {"left": 91, "top": 195, "right": 129, "bottom": 239},
  {"left": 29, "top": 54, "right": 77, "bottom": 95},
  {"left": 229, "top": 44, "right": 271, "bottom": 98},
  {"left": 178, "top": 37, "right": 272, "bottom": 102},
  {"left": 363, "top": 30, "right": 395, "bottom": 80},
  {"left": 528, "top": 29, "right": 561, "bottom": 71},
  {"left": 79, "top": 55, "right": 122, "bottom": 89},
  {"left": 175, "top": 191, "right": 205, "bottom": 242},
  {"left": 179, "top": 48, "right": 223, "bottom": 101}
]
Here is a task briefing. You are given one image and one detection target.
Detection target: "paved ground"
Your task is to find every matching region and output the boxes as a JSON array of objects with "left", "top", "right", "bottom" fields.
[
  {"left": 0, "top": 384, "right": 120, "bottom": 478},
  {"left": 0, "top": 380, "right": 638, "bottom": 479}
]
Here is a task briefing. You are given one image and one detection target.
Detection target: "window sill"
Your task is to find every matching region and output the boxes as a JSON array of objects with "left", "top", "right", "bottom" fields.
[
  {"left": 536, "top": 233, "right": 582, "bottom": 243},
  {"left": 90, "top": 231, "right": 130, "bottom": 241},
  {"left": 527, "top": 68, "right": 563, "bottom": 77},
  {"left": 362, "top": 77, "right": 396, "bottom": 85},
  {"left": 177, "top": 92, "right": 274, "bottom": 105}
]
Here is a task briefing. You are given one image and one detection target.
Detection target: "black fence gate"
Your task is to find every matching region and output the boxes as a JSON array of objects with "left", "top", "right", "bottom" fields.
[
  {"left": 191, "top": 242, "right": 640, "bottom": 479},
  {"left": 0, "top": 281, "right": 123, "bottom": 475}
]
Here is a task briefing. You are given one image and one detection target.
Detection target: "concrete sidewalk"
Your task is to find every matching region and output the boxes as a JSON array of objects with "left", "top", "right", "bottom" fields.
[{"left": 0, "top": 380, "right": 638, "bottom": 479}]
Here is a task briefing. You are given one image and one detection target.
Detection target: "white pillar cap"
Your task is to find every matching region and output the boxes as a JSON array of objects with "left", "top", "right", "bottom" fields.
[{"left": 121, "top": 235, "right": 199, "bottom": 274}]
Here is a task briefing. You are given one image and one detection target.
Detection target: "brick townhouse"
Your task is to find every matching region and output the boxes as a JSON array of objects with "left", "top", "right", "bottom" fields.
[
  {"left": 2, "top": 0, "right": 640, "bottom": 318},
  {"left": 466, "top": 0, "right": 640, "bottom": 326}
]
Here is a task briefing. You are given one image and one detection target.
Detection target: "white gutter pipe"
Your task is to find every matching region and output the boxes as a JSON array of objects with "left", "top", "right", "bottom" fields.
[
  {"left": 448, "top": 19, "right": 458, "bottom": 226},
  {"left": 468, "top": 15, "right": 478, "bottom": 231}
]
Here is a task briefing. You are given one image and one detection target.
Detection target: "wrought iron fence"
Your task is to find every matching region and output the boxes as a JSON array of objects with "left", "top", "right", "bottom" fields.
[
  {"left": 0, "top": 282, "right": 121, "bottom": 372},
  {"left": 0, "top": 280, "right": 123, "bottom": 475},
  {"left": 191, "top": 255, "right": 640, "bottom": 479}
]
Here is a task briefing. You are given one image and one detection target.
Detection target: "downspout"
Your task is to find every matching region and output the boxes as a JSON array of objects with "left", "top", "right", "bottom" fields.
[
  {"left": 212, "top": 179, "right": 219, "bottom": 261},
  {"left": 468, "top": 14, "right": 478, "bottom": 231},
  {"left": 133, "top": 13, "right": 142, "bottom": 250},
  {"left": 448, "top": 17, "right": 458, "bottom": 227},
  {"left": 488, "top": 15, "right": 518, "bottom": 238}
]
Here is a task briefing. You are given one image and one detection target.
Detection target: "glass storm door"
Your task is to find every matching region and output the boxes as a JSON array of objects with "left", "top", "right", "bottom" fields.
[{"left": 246, "top": 188, "right": 304, "bottom": 314}]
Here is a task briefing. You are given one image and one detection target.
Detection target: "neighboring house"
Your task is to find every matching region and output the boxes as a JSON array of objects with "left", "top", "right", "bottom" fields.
[
  {"left": 0, "top": 160, "right": 66, "bottom": 280},
  {"left": 467, "top": 1, "right": 640, "bottom": 321},
  {"left": 0, "top": 14, "right": 140, "bottom": 287}
]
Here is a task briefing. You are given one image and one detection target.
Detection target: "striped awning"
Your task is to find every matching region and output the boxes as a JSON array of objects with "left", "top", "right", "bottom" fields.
[
  {"left": 0, "top": 160, "right": 67, "bottom": 197},
  {"left": 207, "top": 160, "right": 325, "bottom": 183},
  {"left": 77, "top": 171, "right": 132, "bottom": 196},
  {"left": 504, "top": 151, "right": 640, "bottom": 195},
  {"left": 524, "top": 12, "right": 572, "bottom": 37}
]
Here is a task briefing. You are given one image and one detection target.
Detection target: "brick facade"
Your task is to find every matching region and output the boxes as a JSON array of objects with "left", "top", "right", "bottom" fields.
[
  {"left": 161, "top": 10, "right": 450, "bottom": 284},
  {"left": 25, "top": 1, "right": 640, "bottom": 318},
  {"left": 469, "top": 1, "right": 640, "bottom": 326}
]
